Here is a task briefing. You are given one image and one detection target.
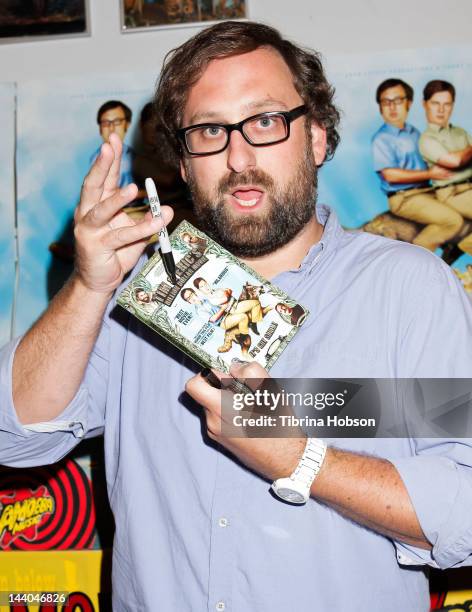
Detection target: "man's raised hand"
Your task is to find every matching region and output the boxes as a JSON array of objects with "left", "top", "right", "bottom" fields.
[{"left": 74, "top": 133, "right": 173, "bottom": 294}]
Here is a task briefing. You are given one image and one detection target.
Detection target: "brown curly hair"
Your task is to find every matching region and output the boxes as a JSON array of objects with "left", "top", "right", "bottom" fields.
[{"left": 154, "top": 20, "right": 340, "bottom": 164}]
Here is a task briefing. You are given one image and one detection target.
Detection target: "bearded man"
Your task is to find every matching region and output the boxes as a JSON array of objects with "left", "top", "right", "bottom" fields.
[{"left": 2, "top": 20, "right": 472, "bottom": 612}]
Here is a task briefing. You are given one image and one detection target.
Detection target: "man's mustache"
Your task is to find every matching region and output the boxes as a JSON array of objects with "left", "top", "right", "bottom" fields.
[{"left": 217, "top": 168, "right": 275, "bottom": 195}]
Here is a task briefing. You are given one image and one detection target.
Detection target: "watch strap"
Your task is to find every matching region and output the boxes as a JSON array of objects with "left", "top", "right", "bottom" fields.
[{"left": 290, "top": 438, "right": 327, "bottom": 487}]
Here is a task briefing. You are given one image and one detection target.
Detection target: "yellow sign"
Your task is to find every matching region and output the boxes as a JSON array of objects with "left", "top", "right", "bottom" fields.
[
  {"left": 443, "top": 589, "right": 472, "bottom": 606},
  {"left": 0, "top": 549, "right": 109, "bottom": 611}
]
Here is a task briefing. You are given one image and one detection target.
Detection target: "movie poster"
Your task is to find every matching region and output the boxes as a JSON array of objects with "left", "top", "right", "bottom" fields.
[
  {"left": 15, "top": 72, "right": 156, "bottom": 335},
  {"left": 0, "top": 83, "right": 16, "bottom": 347},
  {"left": 319, "top": 43, "right": 472, "bottom": 295}
]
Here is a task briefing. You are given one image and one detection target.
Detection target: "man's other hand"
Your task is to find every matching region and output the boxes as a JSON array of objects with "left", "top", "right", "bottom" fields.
[
  {"left": 185, "top": 361, "right": 306, "bottom": 481},
  {"left": 428, "top": 164, "right": 453, "bottom": 180}
]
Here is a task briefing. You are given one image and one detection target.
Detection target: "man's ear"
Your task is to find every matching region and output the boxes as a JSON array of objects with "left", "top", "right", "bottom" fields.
[
  {"left": 180, "top": 159, "right": 187, "bottom": 183},
  {"left": 311, "top": 122, "right": 327, "bottom": 166}
]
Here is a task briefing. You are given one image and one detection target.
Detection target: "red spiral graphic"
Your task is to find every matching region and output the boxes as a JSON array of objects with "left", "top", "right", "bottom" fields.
[{"left": 0, "top": 458, "right": 96, "bottom": 550}]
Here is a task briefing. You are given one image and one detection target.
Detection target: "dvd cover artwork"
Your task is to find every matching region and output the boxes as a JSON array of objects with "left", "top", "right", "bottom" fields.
[{"left": 117, "top": 221, "right": 309, "bottom": 373}]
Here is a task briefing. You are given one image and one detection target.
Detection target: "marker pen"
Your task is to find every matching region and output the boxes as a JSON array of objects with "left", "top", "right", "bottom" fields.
[{"left": 145, "top": 177, "right": 177, "bottom": 285}]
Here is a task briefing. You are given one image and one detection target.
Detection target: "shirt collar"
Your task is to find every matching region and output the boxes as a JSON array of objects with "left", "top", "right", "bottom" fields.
[
  {"left": 286, "top": 204, "right": 344, "bottom": 274},
  {"left": 382, "top": 122, "right": 414, "bottom": 136},
  {"left": 427, "top": 122, "right": 451, "bottom": 133}
]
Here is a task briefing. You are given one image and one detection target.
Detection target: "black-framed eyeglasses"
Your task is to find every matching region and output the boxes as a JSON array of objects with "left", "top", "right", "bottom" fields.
[
  {"left": 379, "top": 96, "right": 408, "bottom": 108},
  {"left": 176, "top": 104, "right": 308, "bottom": 156},
  {"left": 99, "top": 118, "right": 127, "bottom": 128}
]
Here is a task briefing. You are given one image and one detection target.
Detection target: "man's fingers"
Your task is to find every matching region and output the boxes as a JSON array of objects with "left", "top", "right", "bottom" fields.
[
  {"left": 102, "top": 216, "right": 165, "bottom": 250},
  {"left": 103, "top": 133, "right": 123, "bottom": 195},
  {"left": 186, "top": 372, "right": 221, "bottom": 407},
  {"left": 228, "top": 361, "right": 270, "bottom": 392},
  {"left": 84, "top": 184, "right": 139, "bottom": 229},
  {"left": 78, "top": 143, "right": 115, "bottom": 215},
  {"left": 186, "top": 373, "right": 226, "bottom": 438},
  {"left": 84, "top": 188, "right": 175, "bottom": 231},
  {"left": 142, "top": 206, "right": 175, "bottom": 227}
]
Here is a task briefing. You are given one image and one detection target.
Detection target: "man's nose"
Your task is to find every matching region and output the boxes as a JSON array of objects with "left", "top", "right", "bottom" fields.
[{"left": 226, "top": 130, "right": 256, "bottom": 173}]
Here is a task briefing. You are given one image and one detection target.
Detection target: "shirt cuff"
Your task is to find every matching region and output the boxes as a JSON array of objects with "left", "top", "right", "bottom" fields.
[
  {"left": 394, "top": 541, "right": 439, "bottom": 569},
  {"left": 0, "top": 337, "right": 92, "bottom": 467},
  {"left": 0, "top": 337, "right": 88, "bottom": 438},
  {"left": 391, "top": 453, "right": 472, "bottom": 569}
]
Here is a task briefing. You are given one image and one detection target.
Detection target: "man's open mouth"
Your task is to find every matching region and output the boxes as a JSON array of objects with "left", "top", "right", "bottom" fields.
[{"left": 230, "top": 187, "right": 265, "bottom": 208}]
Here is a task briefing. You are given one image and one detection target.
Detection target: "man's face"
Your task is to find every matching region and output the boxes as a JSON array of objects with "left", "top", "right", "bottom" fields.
[
  {"left": 99, "top": 106, "right": 129, "bottom": 143},
  {"left": 136, "top": 290, "right": 151, "bottom": 303},
  {"left": 183, "top": 289, "right": 200, "bottom": 304},
  {"left": 180, "top": 48, "right": 327, "bottom": 257},
  {"left": 276, "top": 303, "right": 290, "bottom": 315},
  {"left": 379, "top": 85, "right": 411, "bottom": 128},
  {"left": 182, "top": 233, "right": 197, "bottom": 245},
  {"left": 197, "top": 280, "right": 210, "bottom": 294},
  {"left": 423, "top": 90, "right": 454, "bottom": 128}
]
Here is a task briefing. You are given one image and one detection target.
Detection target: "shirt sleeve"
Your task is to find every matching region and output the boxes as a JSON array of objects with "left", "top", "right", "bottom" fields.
[
  {"left": 390, "top": 253, "right": 472, "bottom": 569},
  {"left": 418, "top": 133, "right": 447, "bottom": 165},
  {"left": 0, "top": 317, "right": 109, "bottom": 469},
  {"left": 392, "top": 440, "right": 472, "bottom": 569},
  {"left": 372, "top": 132, "right": 396, "bottom": 172}
]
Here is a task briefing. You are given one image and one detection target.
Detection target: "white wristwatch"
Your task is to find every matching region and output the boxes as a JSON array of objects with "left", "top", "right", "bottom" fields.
[{"left": 271, "top": 438, "right": 327, "bottom": 504}]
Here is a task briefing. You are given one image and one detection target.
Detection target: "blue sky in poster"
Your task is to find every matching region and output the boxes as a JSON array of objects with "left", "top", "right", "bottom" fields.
[{"left": 0, "top": 83, "right": 16, "bottom": 346}]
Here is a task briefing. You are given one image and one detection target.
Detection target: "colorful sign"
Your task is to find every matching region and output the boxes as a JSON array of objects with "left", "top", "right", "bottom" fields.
[{"left": 0, "top": 459, "right": 95, "bottom": 551}]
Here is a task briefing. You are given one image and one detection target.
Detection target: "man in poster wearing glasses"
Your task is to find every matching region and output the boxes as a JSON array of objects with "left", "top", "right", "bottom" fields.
[{"left": 90, "top": 100, "right": 135, "bottom": 188}]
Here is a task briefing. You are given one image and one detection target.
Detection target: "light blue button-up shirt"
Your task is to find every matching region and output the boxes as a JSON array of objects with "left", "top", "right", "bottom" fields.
[
  {"left": 372, "top": 122, "right": 430, "bottom": 194},
  {"left": 90, "top": 142, "right": 135, "bottom": 188},
  {"left": 2, "top": 206, "right": 472, "bottom": 612}
]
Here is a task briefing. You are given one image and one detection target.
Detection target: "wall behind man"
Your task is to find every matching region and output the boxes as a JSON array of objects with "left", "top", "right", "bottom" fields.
[{"left": 0, "top": 0, "right": 471, "bottom": 82}]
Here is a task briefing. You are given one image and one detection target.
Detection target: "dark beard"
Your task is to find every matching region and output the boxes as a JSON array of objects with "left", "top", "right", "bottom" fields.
[{"left": 185, "top": 145, "right": 318, "bottom": 257}]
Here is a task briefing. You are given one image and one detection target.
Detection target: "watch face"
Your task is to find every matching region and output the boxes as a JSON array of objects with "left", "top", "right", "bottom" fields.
[{"left": 277, "top": 487, "right": 305, "bottom": 504}]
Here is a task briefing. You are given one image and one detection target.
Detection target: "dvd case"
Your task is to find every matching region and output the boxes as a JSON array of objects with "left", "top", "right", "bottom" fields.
[{"left": 117, "top": 221, "right": 309, "bottom": 374}]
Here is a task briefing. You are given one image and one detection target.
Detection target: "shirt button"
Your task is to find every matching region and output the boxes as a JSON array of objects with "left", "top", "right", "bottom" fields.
[
  {"left": 216, "top": 602, "right": 225, "bottom": 611},
  {"left": 218, "top": 517, "right": 228, "bottom": 528}
]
